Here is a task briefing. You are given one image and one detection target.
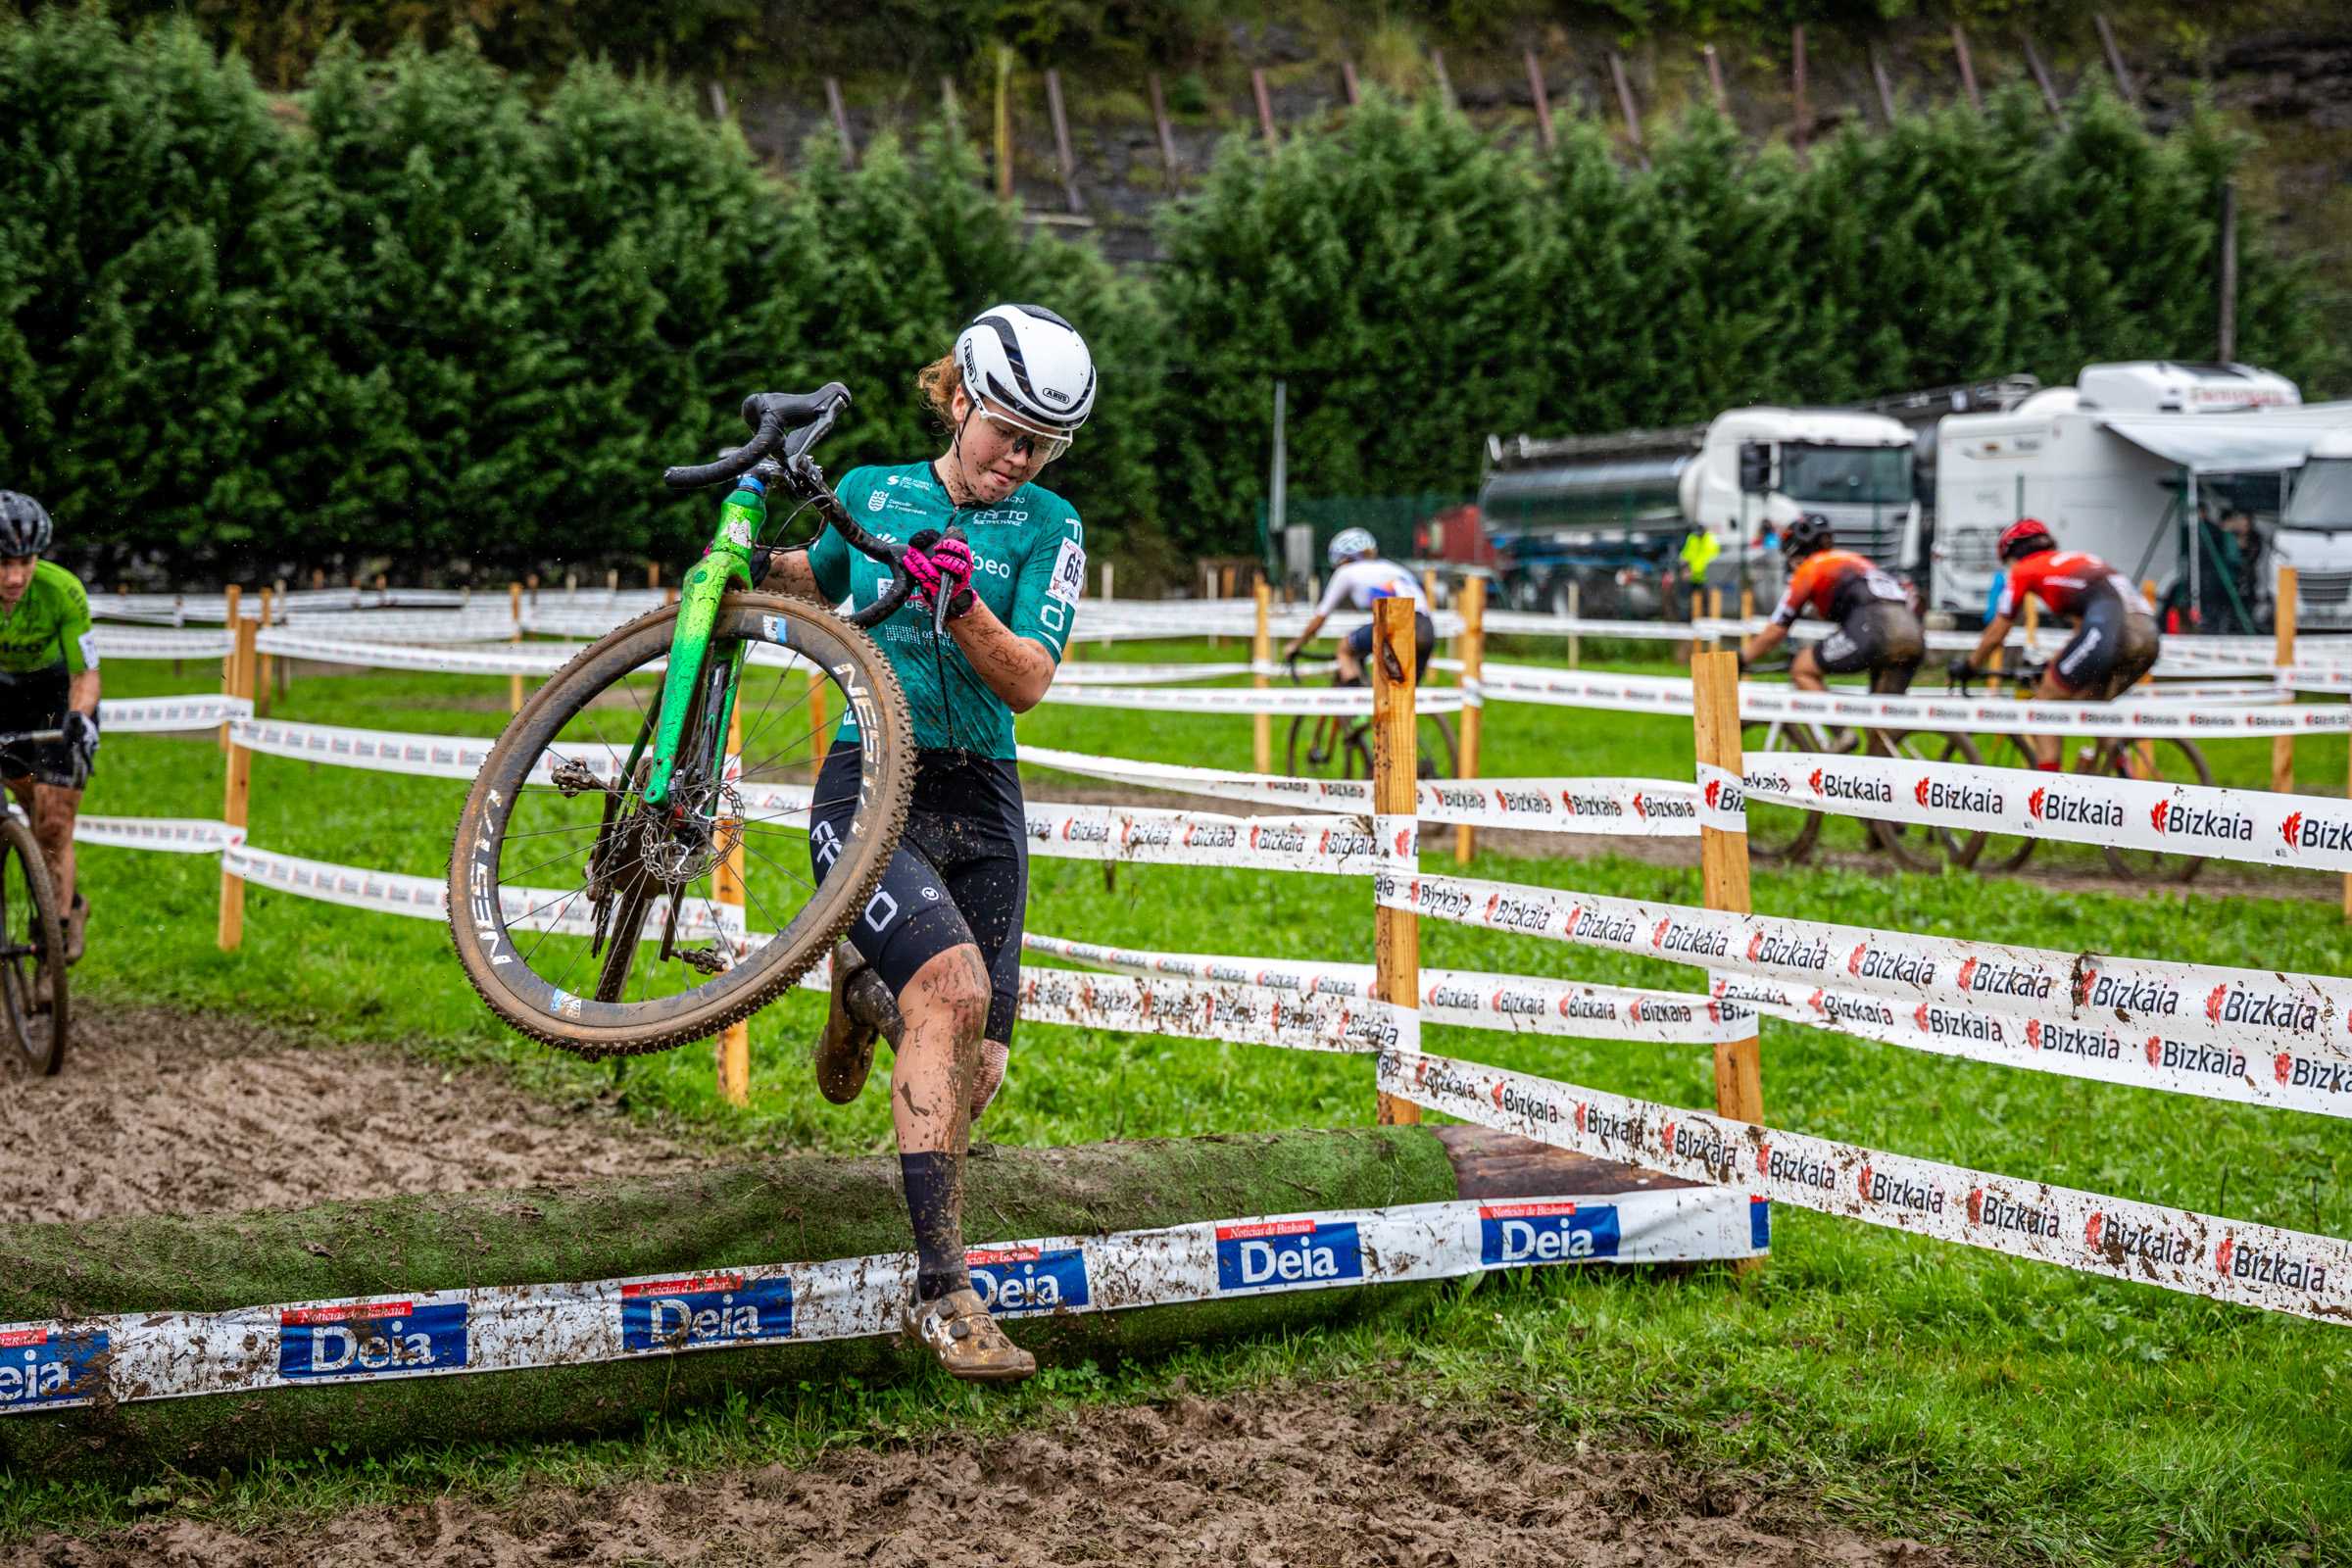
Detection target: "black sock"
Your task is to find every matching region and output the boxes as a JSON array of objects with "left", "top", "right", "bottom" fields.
[{"left": 900, "top": 1151, "right": 968, "bottom": 1302}]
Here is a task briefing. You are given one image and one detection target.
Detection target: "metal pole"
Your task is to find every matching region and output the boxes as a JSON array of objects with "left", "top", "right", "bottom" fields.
[
  {"left": 823, "top": 76, "right": 857, "bottom": 168},
  {"left": 2021, "top": 32, "right": 2064, "bottom": 120},
  {"left": 1869, "top": 41, "right": 1897, "bottom": 126},
  {"left": 1147, "top": 74, "right": 1180, "bottom": 189},
  {"left": 1791, "top": 25, "right": 1809, "bottom": 160},
  {"left": 1430, "top": 48, "right": 1453, "bottom": 108},
  {"left": 2094, "top": 14, "right": 2138, "bottom": 107},
  {"left": 1269, "top": 379, "right": 1288, "bottom": 559},
  {"left": 1610, "top": 52, "right": 1646, "bottom": 166},
  {"left": 1703, "top": 45, "right": 1728, "bottom": 112},
  {"left": 2219, "top": 179, "right": 2239, "bottom": 362}
]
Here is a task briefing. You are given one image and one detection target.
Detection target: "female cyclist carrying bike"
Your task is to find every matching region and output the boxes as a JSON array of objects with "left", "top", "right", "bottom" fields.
[{"left": 762, "top": 304, "right": 1091, "bottom": 1384}]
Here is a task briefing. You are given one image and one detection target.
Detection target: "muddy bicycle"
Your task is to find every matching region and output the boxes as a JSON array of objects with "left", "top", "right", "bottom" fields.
[
  {"left": 0, "top": 726, "right": 70, "bottom": 1075},
  {"left": 1282, "top": 653, "right": 1458, "bottom": 782},
  {"left": 448, "top": 386, "right": 925, "bottom": 1055},
  {"left": 1737, "top": 677, "right": 1985, "bottom": 873}
]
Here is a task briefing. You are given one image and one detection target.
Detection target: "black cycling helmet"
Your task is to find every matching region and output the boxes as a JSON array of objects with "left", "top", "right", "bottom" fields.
[
  {"left": 1781, "top": 512, "right": 1835, "bottom": 562},
  {"left": 0, "top": 492, "right": 53, "bottom": 558}
]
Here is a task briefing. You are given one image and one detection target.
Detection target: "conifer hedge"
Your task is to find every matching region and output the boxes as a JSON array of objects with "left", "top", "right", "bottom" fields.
[{"left": 0, "top": 9, "right": 2334, "bottom": 576}]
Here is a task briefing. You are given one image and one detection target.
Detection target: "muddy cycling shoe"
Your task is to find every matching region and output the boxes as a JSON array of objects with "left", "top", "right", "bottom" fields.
[
  {"left": 814, "top": 942, "right": 902, "bottom": 1105},
  {"left": 63, "top": 895, "right": 87, "bottom": 967},
  {"left": 903, "top": 1287, "right": 1036, "bottom": 1384}
]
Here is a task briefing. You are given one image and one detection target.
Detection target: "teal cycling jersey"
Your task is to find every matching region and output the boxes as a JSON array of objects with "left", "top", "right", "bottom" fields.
[{"left": 806, "top": 463, "right": 1085, "bottom": 759}]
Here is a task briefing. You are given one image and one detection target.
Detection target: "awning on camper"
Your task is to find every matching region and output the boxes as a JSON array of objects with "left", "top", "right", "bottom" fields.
[{"left": 2097, "top": 416, "right": 2345, "bottom": 474}]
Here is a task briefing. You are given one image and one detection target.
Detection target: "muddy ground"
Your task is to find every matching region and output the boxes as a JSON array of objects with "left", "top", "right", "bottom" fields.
[
  {"left": 0, "top": 1004, "right": 704, "bottom": 1224},
  {"left": 25, "top": 1387, "right": 1972, "bottom": 1567},
  {"left": 5, "top": 1007, "right": 1975, "bottom": 1567}
]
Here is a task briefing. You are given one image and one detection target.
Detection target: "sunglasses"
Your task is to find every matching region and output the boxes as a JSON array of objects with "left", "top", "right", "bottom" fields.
[{"left": 971, "top": 400, "right": 1074, "bottom": 466}]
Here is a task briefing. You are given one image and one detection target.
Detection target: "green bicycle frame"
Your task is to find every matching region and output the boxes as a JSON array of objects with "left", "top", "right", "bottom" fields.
[{"left": 638, "top": 479, "right": 764, "bottom": 808}]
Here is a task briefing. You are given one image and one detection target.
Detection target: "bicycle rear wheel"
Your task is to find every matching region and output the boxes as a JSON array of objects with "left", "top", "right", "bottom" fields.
[
  {"left": 1973, "top": 733, "right": 2044, "bottom": 874},
  {"left": 1867, "top": 730, "right": 1988, "bottom": 872},
  {"left": 1416, "top": 713, "right": 1459, "bottom": 781},
  {"left": 448, "top": 593, "right": 913, "bottom": 1056},
  {"left": 2102, "top": 737, "right": 2212, "bottom": 884},
  {"left": 0, "top": 811, "right": 66, "bottom": 1075},
  {"left": 1740, "top": 719, "right": 1825, "bottom": 862}
]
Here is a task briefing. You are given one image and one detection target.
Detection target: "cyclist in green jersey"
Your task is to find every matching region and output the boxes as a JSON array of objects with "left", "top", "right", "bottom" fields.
[
  {"left": 0, "top": 493, "right": 100, "bottom": 970},
  {"left": 763, "top": 305, "right": 1091, "bottom": 1383}
]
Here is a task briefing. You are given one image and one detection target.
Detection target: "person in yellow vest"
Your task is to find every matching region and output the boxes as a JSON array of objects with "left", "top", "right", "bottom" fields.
[{"left": 1677, "top": 527, "right": 1721, "bottom": 620}]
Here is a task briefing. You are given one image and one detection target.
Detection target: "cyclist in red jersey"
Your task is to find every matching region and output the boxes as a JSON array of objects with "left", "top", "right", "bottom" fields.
[
  {"left": 1950, "top": 518, "right": 2160, "bottom": 768},
  {"left": 1738, "top": 514, "right": 1924, "bottom": 694}
]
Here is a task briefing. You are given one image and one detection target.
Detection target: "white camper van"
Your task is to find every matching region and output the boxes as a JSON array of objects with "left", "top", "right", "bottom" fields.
[
  {"left": 2272, "top": 429, "right": 2352, "bottom": 629},
  {"left": 1932, "top": 362, "right": 2335, "bottom": 623}
]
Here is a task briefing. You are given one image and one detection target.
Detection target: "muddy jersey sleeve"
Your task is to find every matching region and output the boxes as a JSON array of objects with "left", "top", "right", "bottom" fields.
[{"left": 1008, "top": 505, "right": 1085, "bottom": 662}]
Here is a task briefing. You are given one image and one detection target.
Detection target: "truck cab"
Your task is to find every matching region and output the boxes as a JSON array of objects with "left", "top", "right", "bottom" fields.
[
  {"left": 2273, "top": 430, "right": 2352, "bottom": 629},
  {"left": 1679, "top": 408, "right": 1919, "bottom": 574}
]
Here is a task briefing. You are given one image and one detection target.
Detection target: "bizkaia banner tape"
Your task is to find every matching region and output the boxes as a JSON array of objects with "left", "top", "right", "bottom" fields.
[
  {"left": 1374, "top": 870, "right": 2352, "bottom": 1066},
  {"left": 1379, "top": 1045, "right": 2352, "bottom": 1325},
  {"left": 1746, "top": 750, "right": 2352, "bottom": 874},
  {"left": 0, "top": 1188, "right": 1759, "bottom": 1415}
]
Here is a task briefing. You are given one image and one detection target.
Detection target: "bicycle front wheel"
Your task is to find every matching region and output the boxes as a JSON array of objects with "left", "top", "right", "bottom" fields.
[
  {"left": 2103, "top": 737, "right": 2213, "bottom": 884},
  {"left": 448, "top": 593, "right": 913, "bottom": 1056},
  {"left": 0, "top": 812, "right": 65, "bottom": 1075},
  {"left": 1867, "top": 730, "right": 1988, "bottom": 872},
  {"left": 1740, "top": 719, "right": 1825, "bottom": 863}
]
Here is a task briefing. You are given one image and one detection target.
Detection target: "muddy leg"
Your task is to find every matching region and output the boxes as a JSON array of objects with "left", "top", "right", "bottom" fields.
[{"left": 892, "top": 943, "right": 991, "bottom": 1299}]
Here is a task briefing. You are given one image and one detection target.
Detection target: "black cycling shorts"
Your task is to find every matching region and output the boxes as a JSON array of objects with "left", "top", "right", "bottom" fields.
[
  {"left": 2053, "top": 590, "right": 2160, "bottom": 699},
  {"left": 809, "top": 745, "right": 1029, "bottom": 1047},
  {"left": 0, "top": 662, "right": 82, "bottom": 789},
  {"left": 1814, "top": 603, "right": 1926, "bottom": 695},
  {"left": 1343, "top": 610, "right": 1436, "bottom": 681}
]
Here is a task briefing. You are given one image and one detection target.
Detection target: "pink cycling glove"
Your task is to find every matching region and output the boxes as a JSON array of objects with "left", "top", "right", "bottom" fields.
[{"left": 903, "top": 536, "right": 975, "bottom": 615}]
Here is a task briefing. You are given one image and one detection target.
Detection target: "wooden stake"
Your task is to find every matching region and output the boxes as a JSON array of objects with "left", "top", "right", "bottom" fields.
[
  {"left": 1791, "top": 25, "right": 1809, "bottom": 159},
  {"left": 1251, "top": 69, "right": 1278, "bottom": 147},
  {"left": 716, "top": 701, "right": 751, "bottom": 1107},
  {"left": 1253, "top": 579, "right": 1273, "bottom": 773},
  {"left": 2219, "top": 178, "right": 2239, "bottom": 363},
  {"left": 824, "top": 76, "right": 857, "bottom": 167},
  {"left": 1610, "top": 52, "right": 1646, "bottom": 165},
  {"left": 2094, "top": 13, "right": 2138, "bottom": 107},
  {"left": 1526, "top": 50, "right": 1555, "bottom": 150},
  {"left": 218, "top": 614, "right": 257, "bottom": 952},
  {"left": 1870, "top": 40, "right": 1897, "bottom": 125},
  {"left": 509, "top": 582, "right": 525, "bottom": 715},
  {"left": 1692, "top": 651, "right": 1764, "bottom": 1163},
  {"left": 1045, "top": 68, "right": 1084, "bottom": 214},
  {"left": 994, "top": 46, "right": 1014, "bottom": 202},
  {"left": 1100, "top": 561, "right": 1114, "bottom": 603},
  {"left": 1340, "top": 60, "right": 1361, "bottom": 107},
  {"left": 1430, "top": 48, "right": 1452, "bottom": 108},
  {"left": 1951, "top": 24, "right": 1983, "bottom": 111},
  {"left": 1147, "top": 73, "right": 1180, "bottom": 188},
  {"left": 256, "top": 585, "right": 274, "bottom": 718},
  {"left": 2021, "top": 31, "right": 2064, "bottom": 120},
  {"left": 1453, "top": 575, "right": 1486, "bottom": 866},
  {"left": 1704, "top": 45, "right": 1729, "bottom": 112},
  {"left": 1372, "top": 596, "right": 1420, "bottom": 1127},
  {"left": 647, "top": 561, "right": 661, "bottom": 590},
  {"left": 2275, "top": 565, "right": 2299, "bottom": 793},
  {"left": 271, "top": 577, "right": 290, "bottom": 704},
  {"left": 219, "top": 584, "right": 242, "bottom": 755}
]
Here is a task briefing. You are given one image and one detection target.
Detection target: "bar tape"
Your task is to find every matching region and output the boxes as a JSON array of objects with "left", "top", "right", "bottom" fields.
[
  {"left": 1373, "top": 869, "right": 2352, "bottom": 1064},
  {"left": 1021, "top": 931, "right": 1755, "bottom": 1046},
  {"left": 0, "top": 1185, "right": 1757, "bottom": 1416},
  {"left": 1378, "top": 1045, "right": 2350, "bottom": 1324},
  {"left": 1020, "top": 744, "right": 1703, "bottom": 836},
  {"left": 1711, "top": 971, "right": 2352, "bottom": 1123},
  {"left": 1746, "top": 750, "right": 2352, "bottom": 874}
]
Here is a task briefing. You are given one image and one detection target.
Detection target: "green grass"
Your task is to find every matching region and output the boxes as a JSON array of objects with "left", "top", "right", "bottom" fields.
[{"left": 8, "top": 638, "right": 2352, "bottom": 1561}]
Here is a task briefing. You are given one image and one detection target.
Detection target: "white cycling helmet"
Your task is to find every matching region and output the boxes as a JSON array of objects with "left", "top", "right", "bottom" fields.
[
  {"left": 955, "top": 304, "right": 1095, "bottom": 451},
  {"left": 1327, "top": 527, "right": 1378, "bottom": 565}
]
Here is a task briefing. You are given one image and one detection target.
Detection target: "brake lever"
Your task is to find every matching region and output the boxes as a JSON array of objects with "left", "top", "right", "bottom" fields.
[{"left": 931, "top": 524, "right": 967, "bottom": 639}]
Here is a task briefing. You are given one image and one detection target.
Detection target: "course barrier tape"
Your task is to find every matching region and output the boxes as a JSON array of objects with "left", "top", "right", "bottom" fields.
[
  {"left": 1018, "top": 969, "right": 1416, "bottom": 1055},
  {"left": 1470, "top": 662, "right": 2346, "bottom": 737},
  {"left": 90, "top": 628, "right": 236, "bottom": 660},
  {"left": 73, "top": 816, "right": 245, "bottom": 854},
  {"left": 1021, "top": 931, "right": 1754, "bottom": 1046},
  {"left": 1374, "top": 870, "right": 2352, "bottom": 1064},
  {"left": 99, "top": 695, "right": 255, "bottom": 732},
  {"left": 1747, "top": 750, "right": 2352, "bottom": 874},
  {"left": 1018, "top": 802, "right": 1408, "bottom": 877},
  {"left": 0, "top": 1184, "right": 1758, "bottom": 1415},
  {"left": 1019, "top": 744, "right": 1703, "bottom": 836},
  {"left": 1693, "top": 763, "right": 1747, "bottom": 832},
  {"left": 1040, "top": 682, "right": 1468, "bottom": 717},
  {"left": 1711, "top": 971, "right": 2352, "bottom": 1122},
  {"left": 1379, "top": 1044, "right": 2349, "bottom": 1324}
]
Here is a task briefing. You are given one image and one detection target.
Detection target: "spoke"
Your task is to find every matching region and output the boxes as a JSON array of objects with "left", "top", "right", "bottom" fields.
[
  {"left": 738, "top": 832, "right": 821, "bottom": 904},
  {"left": 518, "top": 884, "right": 590, "bottom": 966},
  {"left": 735, "top": 659, "right": 818, "bottom": 764}
]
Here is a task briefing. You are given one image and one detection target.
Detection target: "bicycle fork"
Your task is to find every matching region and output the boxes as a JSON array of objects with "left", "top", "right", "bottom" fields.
[{"left": 642, "top": 481, "right": 762, "bottom": 808}]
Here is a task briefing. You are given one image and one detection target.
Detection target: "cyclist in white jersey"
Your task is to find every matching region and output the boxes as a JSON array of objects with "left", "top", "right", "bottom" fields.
[{"left": 1281, "top": 528, "right": 1433, "bottom": 684}]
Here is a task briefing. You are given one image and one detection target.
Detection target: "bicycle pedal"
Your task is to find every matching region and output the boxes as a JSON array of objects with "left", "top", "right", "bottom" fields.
[
  {"left": 549, "top": 758, "right": 610, "bottom": 799},
  {"left": 676, "top": 947, "right": 731, "bottom": 976}
]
